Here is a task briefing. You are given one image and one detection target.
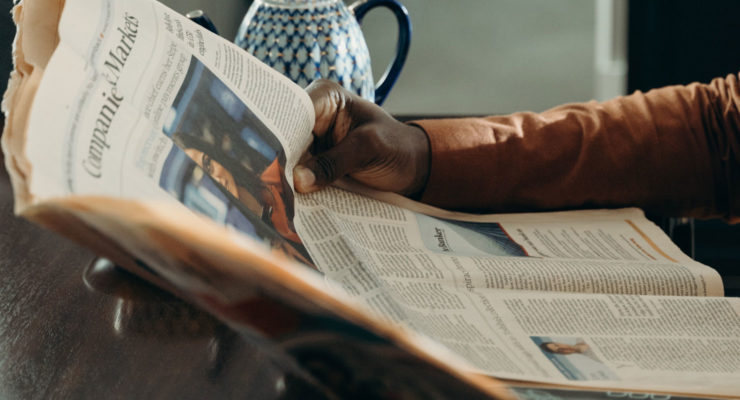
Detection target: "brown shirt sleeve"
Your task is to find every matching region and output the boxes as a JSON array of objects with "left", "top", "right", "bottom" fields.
[{"left": 412, "top": 73, "right": 740, "bottom": 223}]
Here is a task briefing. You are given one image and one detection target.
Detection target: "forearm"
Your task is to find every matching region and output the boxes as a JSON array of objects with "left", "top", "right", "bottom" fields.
[{"left": 414, "top": 73, "right": 740, "bottom": 222}]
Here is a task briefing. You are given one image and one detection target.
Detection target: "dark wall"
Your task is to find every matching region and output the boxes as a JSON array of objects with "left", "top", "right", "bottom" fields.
[
  {"left": 1, "top": 1, "right": 15, "bottom": 131},
  {"left": 628, "top": 0, "right": 740, "bottom": 91},
  {"left": 628, "top": 0, "right": 740, "bottom": 295}
]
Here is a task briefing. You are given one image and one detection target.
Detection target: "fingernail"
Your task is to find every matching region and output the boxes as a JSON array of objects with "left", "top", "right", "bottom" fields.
[{"left": 294, "top": 166, "right": 316, "bottom": 191}]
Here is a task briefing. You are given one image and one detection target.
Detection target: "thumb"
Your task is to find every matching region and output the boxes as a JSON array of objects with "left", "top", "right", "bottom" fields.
[{"left": 293, "top": 132, "right": 373, "bottom": 193}]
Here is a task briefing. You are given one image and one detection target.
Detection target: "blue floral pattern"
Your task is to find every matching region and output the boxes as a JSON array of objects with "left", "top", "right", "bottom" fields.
[{"left": 236, "top": 0, "right": 375, "bottom": 102}]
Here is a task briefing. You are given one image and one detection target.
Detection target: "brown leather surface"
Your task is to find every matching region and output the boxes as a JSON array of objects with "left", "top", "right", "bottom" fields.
[{"left": 0, "top": 155, "right": 321, "bottom": 399}]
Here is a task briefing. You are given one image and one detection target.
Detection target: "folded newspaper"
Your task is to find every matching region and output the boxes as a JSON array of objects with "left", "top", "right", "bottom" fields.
[{"left": 3, "top": 0, "right": 739, "bottom": 398}]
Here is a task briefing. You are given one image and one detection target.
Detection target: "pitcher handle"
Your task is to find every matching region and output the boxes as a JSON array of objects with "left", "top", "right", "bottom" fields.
[
  {"left": 351, "top": 0, "right": 412, "bottom": 106},
  {"left": 186, "top": 10, "right": 219, "bottom": 35}
]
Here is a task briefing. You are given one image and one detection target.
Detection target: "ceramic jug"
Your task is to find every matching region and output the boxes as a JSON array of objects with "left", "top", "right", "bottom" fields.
[{"left": 233, "top": 0, "right": 411, "bottom": 105}]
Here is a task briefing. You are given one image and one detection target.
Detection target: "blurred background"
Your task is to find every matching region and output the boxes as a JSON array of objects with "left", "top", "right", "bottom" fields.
[
  {"left": 0, "top": 0, "right": 738, "bottom": 290},
  {"left": 2, "top": 0, "right": 740, "bottom": 115}
]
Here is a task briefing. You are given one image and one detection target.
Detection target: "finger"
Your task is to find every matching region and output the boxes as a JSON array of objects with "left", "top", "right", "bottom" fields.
[
  {"left": 305, "top": 80, "right": 353, "bottom": 139},
  {"left": 293, "top": 130, "right": 376, "bottom": 193}
]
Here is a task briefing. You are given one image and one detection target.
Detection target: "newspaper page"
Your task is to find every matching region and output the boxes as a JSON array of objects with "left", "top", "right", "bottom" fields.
[
  {"left": 22, "top": 0, "right": 316, "bottom": 265},
  {"left": 293, "top": 186, "right": 739, "bottom": 395},
  {"left": 450, "top": 290, "right": 740, "bottom": 397},
  {"left": 296, "top": 186, "right": 739, "bottom": 394},
  {"left": 297, "top": 186, "right": 723, "bottom": 297}
]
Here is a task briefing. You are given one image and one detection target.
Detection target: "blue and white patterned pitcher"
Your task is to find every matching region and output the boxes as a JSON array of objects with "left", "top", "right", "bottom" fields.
[{"left": 233, "top": 0, "right": 411, "bottom": 105}]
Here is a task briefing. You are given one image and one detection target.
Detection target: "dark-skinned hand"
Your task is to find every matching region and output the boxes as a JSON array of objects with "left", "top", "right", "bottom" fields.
[{"left": 293, "top": 80, "right": 430, "bottom": 197}]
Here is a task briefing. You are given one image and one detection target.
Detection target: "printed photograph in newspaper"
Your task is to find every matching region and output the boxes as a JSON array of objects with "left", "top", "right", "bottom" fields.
[
  {"left": 531, "top": 335, "right": 619, "bottom": 381},
  {"left": 160, "top": 56, "right": 314, "bottom": 267}
]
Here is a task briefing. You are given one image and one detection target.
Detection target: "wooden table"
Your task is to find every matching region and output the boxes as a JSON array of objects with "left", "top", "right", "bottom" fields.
[{"left": 0, "top": 148, "right": 321, "bottom": 399}]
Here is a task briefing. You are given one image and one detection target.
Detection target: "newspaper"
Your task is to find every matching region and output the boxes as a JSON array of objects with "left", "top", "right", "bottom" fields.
[
  {"left": 297, "top": 188, "right": 736, "bottom": 395},
  {"left": 2, "top": 0, "right": 738, "bottom": 398}
]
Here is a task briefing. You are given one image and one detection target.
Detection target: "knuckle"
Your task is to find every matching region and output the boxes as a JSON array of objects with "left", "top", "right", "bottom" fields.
[
  {"left": 307, "top": 79, "right": 342, "bottom": 97},
  {"left": 313, "top": 154, "right": 338, "bottom": 183},
  {"left": 313, "top": 78, "right": 338, "bottom": 89}
]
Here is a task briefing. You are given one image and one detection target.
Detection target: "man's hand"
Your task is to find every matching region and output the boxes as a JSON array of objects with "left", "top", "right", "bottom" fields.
[{"left": 293, "top": 80, "right": 430, "bottom": 197}]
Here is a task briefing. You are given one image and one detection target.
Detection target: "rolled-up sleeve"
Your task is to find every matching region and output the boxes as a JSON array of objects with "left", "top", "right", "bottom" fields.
[{"left": 413, "top": 73, "right": 740, "bottom": 223}]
